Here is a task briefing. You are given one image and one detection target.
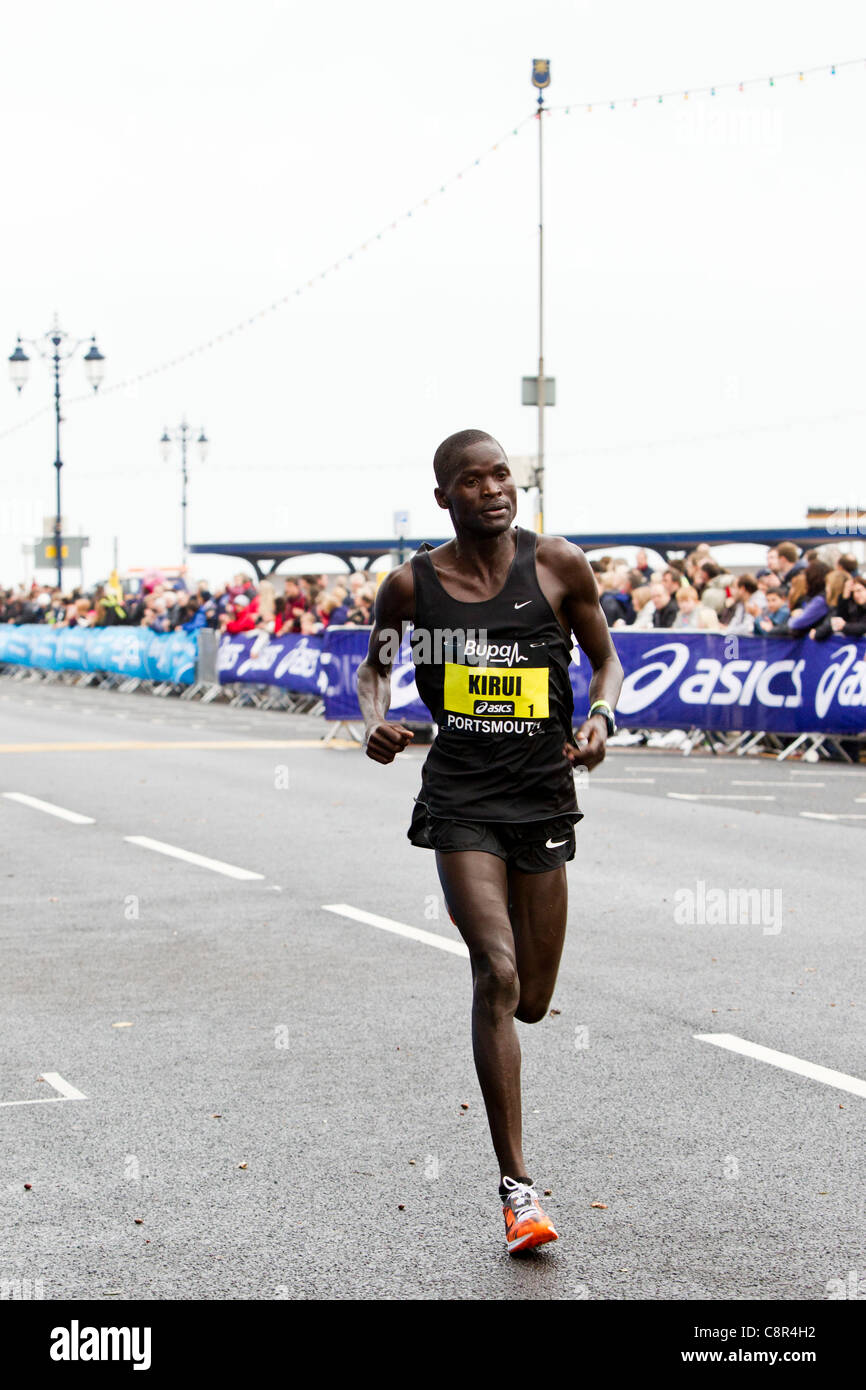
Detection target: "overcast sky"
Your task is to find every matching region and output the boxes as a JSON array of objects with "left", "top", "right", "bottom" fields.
[{"left": 1, "top": 0, "right": 865, "bottom": 586}]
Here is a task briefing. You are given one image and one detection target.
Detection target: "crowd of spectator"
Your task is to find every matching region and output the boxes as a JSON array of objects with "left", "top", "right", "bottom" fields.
[
  {"left": 3, "top": 540, "right": 866, "bottom": 648},
  {"left": 592, "top": 542, "right": 866, "bottom": 642},
  {"left": 0, "top": 571, "right": 379, "bottom": 637}
]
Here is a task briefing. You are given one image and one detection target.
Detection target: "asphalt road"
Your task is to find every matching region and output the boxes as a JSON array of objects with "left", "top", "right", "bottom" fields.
[{"left": 1, "top": 677, "right": 864, "bottom": 1301}]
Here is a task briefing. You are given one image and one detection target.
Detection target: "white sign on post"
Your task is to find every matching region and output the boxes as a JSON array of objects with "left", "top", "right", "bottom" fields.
[
  {"left": 507, "top": 455, "right": 538, "bottom": 490},
  {"left": 393, "top": 509, "right": 410, "bottom": 537}
]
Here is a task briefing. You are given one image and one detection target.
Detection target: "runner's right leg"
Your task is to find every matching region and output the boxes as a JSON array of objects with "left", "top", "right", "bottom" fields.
[{"left": 434, "top": 849, "right": 526, "bottom": 1181}]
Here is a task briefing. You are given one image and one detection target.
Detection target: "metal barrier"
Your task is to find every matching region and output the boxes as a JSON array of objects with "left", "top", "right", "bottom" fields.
[{"left": 3, "top": 620, "right": 864, "bottom": 765}]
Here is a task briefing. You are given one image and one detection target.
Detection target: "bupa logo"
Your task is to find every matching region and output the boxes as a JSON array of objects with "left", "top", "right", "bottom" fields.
[{"left": 463, "top": 639, "right": 528, "bottom": 666}]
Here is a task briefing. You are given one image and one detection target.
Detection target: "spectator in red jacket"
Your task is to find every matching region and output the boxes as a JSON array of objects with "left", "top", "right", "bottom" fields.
[{"left": 222, "top": 594, "right": 257, "bottom": 634}]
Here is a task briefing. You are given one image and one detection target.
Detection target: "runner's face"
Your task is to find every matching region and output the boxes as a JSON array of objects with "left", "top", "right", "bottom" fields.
[{"left": 436, "top": 443, "right": 517, "bottom": 533}]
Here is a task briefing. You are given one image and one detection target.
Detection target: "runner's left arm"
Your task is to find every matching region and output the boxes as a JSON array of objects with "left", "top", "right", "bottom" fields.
[{"left": 551, "top": 539, "right": 624, "bottom": 771}]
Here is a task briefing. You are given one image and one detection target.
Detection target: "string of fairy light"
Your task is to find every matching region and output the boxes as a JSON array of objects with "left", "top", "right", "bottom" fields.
[
  {"left": 0, "top": 55, "right": 861, "bottom": 445},
  {"left": 547, "top": 55, "right": 862, "bottom": 113},
  {"left": 0, "top": 111, "right": 537, "bottom": 442}
]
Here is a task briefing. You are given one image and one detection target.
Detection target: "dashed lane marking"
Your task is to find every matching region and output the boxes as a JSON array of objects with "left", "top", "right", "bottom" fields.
[
  {"left": 621, "top": 764, "right": 704, "bottom": 773},
  {"left": 125, "top": 835, "right": 264, "bottom": 880},
  {"left": 667, "top": 792, "right": 776, "bottom": 802},
  {"left": 585, "top": 777, "right": 656, "bottom": 784},
  {"left": 0, "top": 739, "right": 358, "bottom": 753},
  {"left": 322, "top": 904, "right": 469, "bottom": 957},
  {"left": 731, "top": 779, "right": 823, "bottom": 788},
  {"left": 0, "top": 1073, "right": 88, "bottom": 1108},
  {"left": 695, "top": 1034, "right": 866, "bottom": 1099},
  {"left": 2, "top": 792, "right": 95, "bottom": 824}
]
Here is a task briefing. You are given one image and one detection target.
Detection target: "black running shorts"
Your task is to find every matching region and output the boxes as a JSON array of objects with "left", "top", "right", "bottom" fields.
[{"left": 407, "top": 803, "right": 580, "bottom": 874}]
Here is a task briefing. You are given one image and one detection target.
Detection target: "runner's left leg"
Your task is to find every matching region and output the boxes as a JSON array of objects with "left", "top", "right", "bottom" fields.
[{"left": 507, "top": 865, "right": 568, "bottom": 1023}]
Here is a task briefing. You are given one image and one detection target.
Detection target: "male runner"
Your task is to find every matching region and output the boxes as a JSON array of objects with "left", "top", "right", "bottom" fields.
[{"left": 357, "top": 429, "right": 622, "bottom": 1253}]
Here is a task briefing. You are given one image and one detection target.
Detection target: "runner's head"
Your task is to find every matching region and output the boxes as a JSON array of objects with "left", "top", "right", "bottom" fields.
[{"left": 432, "top": 429, "right": 516, "bottom": 536}]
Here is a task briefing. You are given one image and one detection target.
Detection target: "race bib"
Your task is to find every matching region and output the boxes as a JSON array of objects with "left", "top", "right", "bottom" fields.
[{"left": 443, "top": 662, "right": 549, "bottom": 720}]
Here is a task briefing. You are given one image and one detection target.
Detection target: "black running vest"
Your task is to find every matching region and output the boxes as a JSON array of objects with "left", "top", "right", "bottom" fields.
[{"left": 410, "top": 526, "right": 579, "bottom": 823}]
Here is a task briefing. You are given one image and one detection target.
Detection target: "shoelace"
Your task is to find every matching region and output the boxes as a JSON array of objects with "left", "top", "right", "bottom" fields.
[{"left": 502, "top": 1176, "right": 540, "bottom": 1218}]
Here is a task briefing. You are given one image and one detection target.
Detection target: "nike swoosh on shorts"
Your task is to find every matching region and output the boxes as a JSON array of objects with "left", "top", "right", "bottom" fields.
[{"left": 545, "top": 837, "right": 569, "bottom": 849}]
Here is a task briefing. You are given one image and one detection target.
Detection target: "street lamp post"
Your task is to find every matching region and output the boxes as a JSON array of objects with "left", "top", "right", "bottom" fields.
[
  {"left": 536, "top": 63, "right": 546, "bottom": 534},
  {"left": 8, "top": 315, "right": 106, "bottom": 589},
  {"left": 526, "top": 59, "right": 554, "bottom": 535},
  {"left": 160, "top": 419, "right": 209, "bottom": 569}
]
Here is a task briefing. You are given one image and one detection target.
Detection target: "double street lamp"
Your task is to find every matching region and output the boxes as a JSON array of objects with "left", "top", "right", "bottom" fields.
[
  {"left": 160, "top": 419, "right": 209, "bottom": 568},
  {"left": 9, "top": 315, "right": 106, "bottom": 588}
]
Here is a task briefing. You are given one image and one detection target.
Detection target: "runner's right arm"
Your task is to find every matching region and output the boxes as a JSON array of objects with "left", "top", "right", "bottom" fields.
[{"left": 357, "top": 563, "right": 416, "bottom": 764}]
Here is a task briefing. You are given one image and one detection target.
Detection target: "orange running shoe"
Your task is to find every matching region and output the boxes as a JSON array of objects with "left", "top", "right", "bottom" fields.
[{"left": 501, "top": 1176, "right": 558, "bottom": 1253}]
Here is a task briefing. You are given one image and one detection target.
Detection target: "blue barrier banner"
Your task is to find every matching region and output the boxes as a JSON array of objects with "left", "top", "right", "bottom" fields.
[
  {"left": 573, "top": 632, "right": 866, "bottom": 736},
  {"left": 319, "top": 625, "right": 430, "bottom": 722},
  {"left": 5, "top": 621, "right": 863, "bottom": 735},
  {"left": 0, "top": 624, "right": 196, "bottom": 685},
  {"left": 0, "top": 627, "right": 35, "bottom": 664},
  {"left": 217, "top": 632, "right": 324, "bottom": 693}
]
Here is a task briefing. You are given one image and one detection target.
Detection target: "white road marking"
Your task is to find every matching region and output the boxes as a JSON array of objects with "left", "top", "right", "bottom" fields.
[
  {"left": 695, "top": 1033, "right": 866, "bottom": 1099},
  {"left": 588, "top": 777, "right": 656, "bottom": 784},
  {"left": 41, "top": 1072, "right": 88, "bottom": 1100},
  {"left": 2, "top": 792, "right": 95, "bottom": 824},
  {"left": 799, "top": 812, "right": 866, "bottom": 822},
  {"left": 622, "top": 765, "right": 704, "bottom": 773},
  {"left": 0, "top": 1072, "right": 88, "bottom": 1108},
  {"left": 667, "top": 792, "right": 776, "bottom": 802},
  {"left": 125, "top": 835, "right": 264, "bottom": 880},
  {"left": 732, "top": 779, "right": 823, "bottom": 788},
  {"left": 323, "top": 903, "right": 469, "bottom": 958}
]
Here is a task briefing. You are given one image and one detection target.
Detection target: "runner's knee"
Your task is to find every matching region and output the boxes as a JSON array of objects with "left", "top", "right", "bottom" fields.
[
  {"left": 514, "top": 995, "right": 549, "bottom": 1025},
  {"left": 472, "top": 949, "right": 520, "bottom": 1015}
]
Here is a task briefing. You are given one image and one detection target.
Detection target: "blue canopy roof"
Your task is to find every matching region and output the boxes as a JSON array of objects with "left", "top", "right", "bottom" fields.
[{"left": 190, "top": 525, "right": 848, "bottom": 575}]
